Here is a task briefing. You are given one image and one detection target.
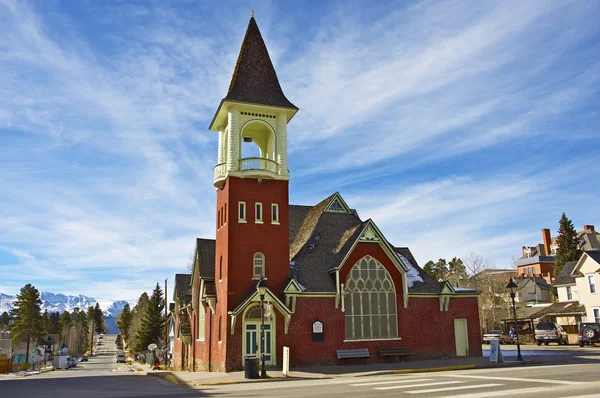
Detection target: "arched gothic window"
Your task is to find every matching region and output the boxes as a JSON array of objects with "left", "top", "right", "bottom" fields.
[
  {"left": 253, "top": 253, "right": 265, "bottom": 278},
  {"left": 344, "top": 256, "right": 397, "bottom": 340}
]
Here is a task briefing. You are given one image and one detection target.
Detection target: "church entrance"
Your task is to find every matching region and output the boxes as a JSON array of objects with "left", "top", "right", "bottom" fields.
[{"left": 242, "top": 304, "right": 275, "bottom": 366}]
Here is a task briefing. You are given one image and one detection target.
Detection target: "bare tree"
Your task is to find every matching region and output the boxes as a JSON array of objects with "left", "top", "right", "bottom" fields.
[{"left": 464, "top": 252, "right": 484, "bottom": 276}]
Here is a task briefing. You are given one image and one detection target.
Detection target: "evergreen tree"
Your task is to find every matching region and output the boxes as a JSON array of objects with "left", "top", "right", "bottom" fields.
[
  {"left": 0, "top": 311, "right": 9, "bottom": 329},
  {"left": 59, "top": 311, "right": 72, "bottom": 348},
  {"left": 117, "top": 303, "right": 133, "bottom": 341},
  {"left": 423, "top": 261, "right": 436, "bottom": 279},
  {"left": 554, "top": 213, "right": 582, "bottom": 278},
  {"left": 47, "top": 311, "right": 61, "bottom": 334},
  {"left": 94, "top": 303, "right": 104, "bottom": 334},
  {"left": 134, "top": 284, "right": 164, "bottom": 352},
  {"left": 10, "top": 284, "right": 45, "bottom": 366},
  {"left": 448, "top": 257, "right": 468, "bottom": 287},
  {"left": 42, "top": 309, "right": 49, "bottom": 334},
  {"left": 434, "top": 258, "right": 449, "bottom": 281},
  {"left": 129, "top": 292, "right": 150, "bottom": 351}
]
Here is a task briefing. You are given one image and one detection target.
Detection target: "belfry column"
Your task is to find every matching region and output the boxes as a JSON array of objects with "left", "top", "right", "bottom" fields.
[
  {"left": 217, "top": 130, "right": 225, "bottom": 164},
  {"left": 276, "top": 114, "right": 288, "bottom": 176},
  {"left": 227, "top": 110, "right": 239, "bottom": 172}
]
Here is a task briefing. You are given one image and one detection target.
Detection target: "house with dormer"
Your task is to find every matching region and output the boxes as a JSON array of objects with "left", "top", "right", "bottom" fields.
[{"left": 174, "top": 15, "right": 482, "bottom": 372}]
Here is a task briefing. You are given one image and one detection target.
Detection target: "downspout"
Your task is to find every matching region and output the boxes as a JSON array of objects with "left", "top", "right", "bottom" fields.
[
  {"left": 208, "top": 311, "right": 212, "bottom": 372},
  {"left": 192, "top": 313, "right": 196, "bottom": 372}
]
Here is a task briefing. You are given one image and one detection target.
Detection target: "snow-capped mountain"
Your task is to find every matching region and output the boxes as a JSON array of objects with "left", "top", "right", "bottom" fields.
[{"left": 0, "top": 291, "right": 134, "bottom": 317}]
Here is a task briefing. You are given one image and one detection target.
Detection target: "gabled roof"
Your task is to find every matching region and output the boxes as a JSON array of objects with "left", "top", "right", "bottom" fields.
[
  {"left": 223, "top": 17, "right": 297, "bottom": 110},
  {"left": 572, "top": 250, "right": 600, "bottom": 275},
  {"left": 517, "top": 276, "right": 551, "bottom": 289},
  {"left": 527, "top": 301, "right": 585, "bottom": 320},
  {"left": 394, "top": 247, "right": 444, "bottom": 294},
  {"left": 193, "top": 238, "right": 216, "bottom": 280},
  {"left": 174, "top": 274, "right": 192, "bottom": 303},
  {"left": 553, "top": 261, "right": 577, "bottom": 286}
]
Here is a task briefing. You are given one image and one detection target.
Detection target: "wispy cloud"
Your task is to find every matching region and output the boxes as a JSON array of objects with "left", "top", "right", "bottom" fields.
[{"left": 0, "top": 0, "right": 599, "bottom": 299}]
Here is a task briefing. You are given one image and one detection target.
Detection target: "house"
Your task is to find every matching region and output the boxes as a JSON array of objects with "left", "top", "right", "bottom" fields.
[
  {"left": 554, "top": 261, "right": 579, "bottom": 303},
  {"left": 516, "top": 225, "right": 600, "bottom": 282},
  {"left": 570, "top": 251, "right": 600, "bottom": 323},
  {"left": 173, "top": 15, "right": 482, "bottom": 372},
  {"left": 171, "top": 273, "right": 192, "bottom": 371},
  {"left": 514, "top": 276, "right": 552, "bottom": 305}
]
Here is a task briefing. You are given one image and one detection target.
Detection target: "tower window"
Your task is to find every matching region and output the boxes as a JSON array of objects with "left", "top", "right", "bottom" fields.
[
  {"left": 219, "top": 256, "right": 223, "bottom": 281},
  {"left": 224, "top": 203, "right": 227, "bottom": 224},
  {"left": 238, "top": 201, "right": 246, "bottom": 222},
  {"left": 271, "top": 203, "right": 279, "bottom": 224},
  {"left": 253, "top": 253, "right": 265, "bottom": 279},
  {"left": 255, "top": 202, "right": 263, "bottom": 223},
  {"left": 217, "top": 209, "right": 221, "bottom": 229}
]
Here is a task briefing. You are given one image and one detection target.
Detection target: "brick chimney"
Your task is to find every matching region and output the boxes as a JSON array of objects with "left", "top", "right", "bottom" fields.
[
  {"left": 542, "top": 229, "right": 551, "bottom": 256},
  {"left": 584, "top": 225, "right": 595, "bottom": 233}
]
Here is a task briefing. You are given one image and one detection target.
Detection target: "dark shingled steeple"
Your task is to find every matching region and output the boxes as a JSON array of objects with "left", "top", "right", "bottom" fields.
[{"left": 224, "top": 17, "right": 297, "bottom": 110}]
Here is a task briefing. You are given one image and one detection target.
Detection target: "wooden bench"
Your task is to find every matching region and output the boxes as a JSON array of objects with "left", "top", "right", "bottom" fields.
[
  {"left": 379, "top": 347, "right": 412, "bottom": 362},
  {"left": 337, "top": 348, "right": 370, "bottom": 364}
]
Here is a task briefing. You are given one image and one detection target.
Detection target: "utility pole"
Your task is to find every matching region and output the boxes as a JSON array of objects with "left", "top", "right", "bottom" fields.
[{"left": 164, "top": 278, "right": 168, "bottom": 363}]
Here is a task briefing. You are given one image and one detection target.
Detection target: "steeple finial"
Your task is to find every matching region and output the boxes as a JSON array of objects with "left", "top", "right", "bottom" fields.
[{"left": 251, "top": 10, "right": 254, "bottom": 18}]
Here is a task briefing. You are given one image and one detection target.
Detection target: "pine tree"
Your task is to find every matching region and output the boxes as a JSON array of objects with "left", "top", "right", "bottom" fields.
[
  {"left": 117, "top": 303, "right": 133, "bottom": 342},
  {"left": 47, "top": 312, "right": 61, "bottom": 334},
  {"left": 134, "top": 284, "right": 164, "bottom": 352},
  {"left": 423, "top": 261, "right": 436, "bottom": 279},
  {"left": 554, "top": 213, "right": 582, "bottom": 278},
  {"left": 10, "top": 284, "right": 45, "bottom": 366},
  {"left": 59, "top": 311, "right": 72, "bottom": 349},
  {"left": 448, "top": 257, "right": 468, "bottom": 287},
  {"left": 434, "top": 258, "right": 449, "bottom": 281},
  {"left": 0, "top": 311, "right": 9, "bottom": 329},
  {"left": 94, "top": 303, "right": 104, "bottom": 334}
]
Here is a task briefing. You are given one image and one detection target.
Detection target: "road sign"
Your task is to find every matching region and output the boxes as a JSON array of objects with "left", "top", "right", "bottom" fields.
[{"left": 148, "top": 344, "right": 157, "bottom": 350}]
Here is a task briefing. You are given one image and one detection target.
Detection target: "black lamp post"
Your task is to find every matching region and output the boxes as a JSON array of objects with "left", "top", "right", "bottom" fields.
[
  {"left": 506, "top": 278, "right": 523, "bottom": 361},
  {"left": 256, "top": 277, "right": 268, "bottom": 378}
]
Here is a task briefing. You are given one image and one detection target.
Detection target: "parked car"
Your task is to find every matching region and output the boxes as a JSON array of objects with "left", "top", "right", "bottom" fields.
[
  {"left": 66, "top": 356, "right": 77, "bottom": 368},
  {"left": 578, "top": 322, "right": 600, "bottom": 347},
  {"left": 482, "top": 330, "right": 512, "bottom": 344},
  {"left": 535, "top": 321, "right": 569, "bottom": 345},
  {"left": 80, "top": 356, "right": 88, "bottom": 362},
  {"left": 116, "top": 352, "right": 126, "bottom": 363}
]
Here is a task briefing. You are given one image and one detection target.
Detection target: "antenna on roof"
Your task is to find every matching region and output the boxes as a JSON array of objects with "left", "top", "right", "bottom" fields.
[{"left": 251, "top": 10, "right": 255, "bottom": 18}]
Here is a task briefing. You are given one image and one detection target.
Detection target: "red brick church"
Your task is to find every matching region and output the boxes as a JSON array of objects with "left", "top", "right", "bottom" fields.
[{"left": 171, "top": 16, "right": 481, "bottom": 372}]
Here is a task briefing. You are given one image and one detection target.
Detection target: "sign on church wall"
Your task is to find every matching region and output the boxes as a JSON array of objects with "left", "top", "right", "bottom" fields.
[{"left": 312, "top": 321, "right": 324, "bottom": 342}]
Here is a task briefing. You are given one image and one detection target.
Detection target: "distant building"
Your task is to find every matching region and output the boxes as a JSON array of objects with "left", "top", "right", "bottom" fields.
[{"left": 516, "top": 225, "right": 600, "bottom": 282}]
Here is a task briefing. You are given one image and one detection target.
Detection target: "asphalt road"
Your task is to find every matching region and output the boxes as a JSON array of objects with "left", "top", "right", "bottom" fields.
[
  {"left": 3, "top": 341, "right": 600, "bottom": 397},
  {"left": 0, "top": 334, "right": 203, "bottom": 397},
  {"left": 204, "top": 363, "right": 600, "bottom": 397}
]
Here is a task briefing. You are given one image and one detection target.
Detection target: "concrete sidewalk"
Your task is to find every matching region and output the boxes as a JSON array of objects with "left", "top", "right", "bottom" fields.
[{"left": 145, "top": 356, "right": 535, "bottom": 387}]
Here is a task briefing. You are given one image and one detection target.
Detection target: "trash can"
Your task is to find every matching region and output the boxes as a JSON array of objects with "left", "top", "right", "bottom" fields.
[{"left": 244, "top": 356, "right": 258, "bottom": 379}]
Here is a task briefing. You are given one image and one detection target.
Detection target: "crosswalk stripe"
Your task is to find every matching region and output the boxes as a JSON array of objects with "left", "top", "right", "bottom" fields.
[
  {"left": 447, "top": 374, "right": 586, "bottom": 385},
  {"left": 375, "top": 381, "right": 463, "bottom": 390},
  {"left": 351, "top": 378, "right": 432, "bottom": 387},
  {"left": 441, "top": 386, "right": 552, "bottom": 398},
  {"left": 406, "top": 383, "right": 502, "bottom": 394}
]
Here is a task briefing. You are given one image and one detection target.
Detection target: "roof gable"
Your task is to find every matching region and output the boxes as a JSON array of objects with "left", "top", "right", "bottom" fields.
[
  {"left": 223, "top": 17, "right": 297, "bottom": 110},
  {"left": 324, "top": 192, "right": 352, "bottom": 214},
  {"left": 572, "top": 251, "right": 600, "bottom": 275}
]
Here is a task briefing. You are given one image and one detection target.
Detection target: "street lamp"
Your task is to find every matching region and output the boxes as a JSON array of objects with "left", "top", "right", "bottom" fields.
[
  {"left": 506, "top": 278, "right": 523, "bottom": 361},
  {"left": 256, "top": 277, "right": 268, "bottom": 378}
]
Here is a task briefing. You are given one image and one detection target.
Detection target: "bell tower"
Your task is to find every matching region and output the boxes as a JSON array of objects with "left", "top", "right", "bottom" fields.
[{"left": 208, "top": 15, "right": 298, "bottom": 315}]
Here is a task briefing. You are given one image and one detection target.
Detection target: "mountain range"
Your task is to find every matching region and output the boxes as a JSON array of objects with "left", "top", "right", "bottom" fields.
[{"left": 0, "top": 291, "right": 134, "bottom": 317}]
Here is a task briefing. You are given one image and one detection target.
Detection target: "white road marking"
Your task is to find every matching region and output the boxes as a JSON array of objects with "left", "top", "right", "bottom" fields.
[
  {"left": 375, "top": 380, "right": 464, "bottom": 390},
  {"left": 442, "top": 386, "right": 553, "bottom": 398},
  {"left": 351, "top": 378, "right": 432, "bottom": 386},
  {"left": 447, "top": 374, "right": 586, "bottom": 385},
  {"left": 406, "top": 383, "right": 502, "bottom": 394}
]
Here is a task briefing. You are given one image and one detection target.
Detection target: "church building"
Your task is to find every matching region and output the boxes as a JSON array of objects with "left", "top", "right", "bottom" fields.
[{"left": 171, "top": 16, "right": 481, "bottom": 372}]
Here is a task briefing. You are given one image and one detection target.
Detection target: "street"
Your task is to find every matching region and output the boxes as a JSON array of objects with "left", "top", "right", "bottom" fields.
[
  {"left": 0, "top": 334, "right": 201, "bottom": 397},
  {"left": 4, "top": 340, "right": 600, "bottom": 397},
  {"left": 204, "top": 363, "right": 600, "bottom": 397}
]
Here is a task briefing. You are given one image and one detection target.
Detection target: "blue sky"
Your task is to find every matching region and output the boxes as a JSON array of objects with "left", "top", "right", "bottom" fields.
[{"left": 1, "top": 0, "right": 599, "bottom": 301}]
